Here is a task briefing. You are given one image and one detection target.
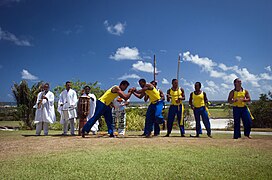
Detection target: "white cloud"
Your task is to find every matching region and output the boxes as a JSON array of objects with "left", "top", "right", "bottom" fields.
[
  {"left": 132, "top": 61, "right": 159, "bottom": 73},
  {"left": 104, "top": 20, "right": 126, "bottom": 36},
  {"left": 259, "top": 73, "right": 272, "bottom": 80},
  {"left": 265, "top": 66, "right": 271, "bottom": 72},
  {"left": 183, "top": 51, "right": 217, "bottom": 72},
  {"left": 110, "top": 46, "right": 140, "bottom": 61},
  {"left": 235, "top": 68, "right": 260, "bottom": 87},
  {"left": 181, "top": 78, "right": 194, "bottom": 90},
  {"left": 118, "top": 73, "right": 140, "bottom": 80},
  {"left": 21, "top": 69, "right": 38, "bottom": 80},
  {"left": 162, "top": 78, "right": 169, "bottom": 84},
  {"left": 235, "top": 56, "right": 242, "bottom": 62},
  {"left": 221, "top": 83, "right": 231, "bottom": 89},
  {"left": 0, "top": 27, "right": 32, "bottom": 46}
]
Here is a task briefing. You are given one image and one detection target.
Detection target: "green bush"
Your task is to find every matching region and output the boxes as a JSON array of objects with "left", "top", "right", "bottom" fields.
[{"left": 126, "top": 108, "right": 145, "bottom": 131}]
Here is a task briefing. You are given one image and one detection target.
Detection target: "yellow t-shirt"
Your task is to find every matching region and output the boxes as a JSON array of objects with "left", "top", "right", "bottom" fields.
[
  {"left": 233, "top": 90, "right": 246, "bottom": 107},
  {"left": 192, "top": 91, "right": 205, "bottom": 108},
  {"left": 146, "top": 88, "right": 160, "bottom": 104},
  {"left": 169, "top": 88, "right": 182, "bottom": 105},
  {"left": 99, "top": 86, "right": 119, "bottom": 106}
]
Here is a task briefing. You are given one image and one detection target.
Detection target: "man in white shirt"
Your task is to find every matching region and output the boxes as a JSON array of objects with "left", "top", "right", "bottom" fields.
[
  {"left": 112, "top": 97, "right": 129, "bottom": 136},
  {"left": 79, "top": 85, "right": 99, "bottom": 134},
  {"left": 58, "top": 81, "right": 78, "bottom": 135},
  {"left": 34, "top": 83, "right": 56, "bottom": 135}
]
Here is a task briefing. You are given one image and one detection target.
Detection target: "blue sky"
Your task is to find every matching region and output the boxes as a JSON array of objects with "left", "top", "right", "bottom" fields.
[{"left": 0, "top": 0, "right": 271, "bottom": 102}]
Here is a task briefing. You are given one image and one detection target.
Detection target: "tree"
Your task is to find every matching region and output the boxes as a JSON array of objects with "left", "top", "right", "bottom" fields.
[
  {"left": 53, "top": 80, "right": 105, "bottom": 100},
  {"left": 11, "top": 80, "right": 43, "bottom": 129},
  {"left": 250, "top": 91, "right": 272, "bottom": 128}
]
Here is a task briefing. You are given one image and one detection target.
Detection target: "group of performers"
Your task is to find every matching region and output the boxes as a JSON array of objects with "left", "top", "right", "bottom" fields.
[{"left": 34, "top": 78, "right": 253, "bottom": 139}]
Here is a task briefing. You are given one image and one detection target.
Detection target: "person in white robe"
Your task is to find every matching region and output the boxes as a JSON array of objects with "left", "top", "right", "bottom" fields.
[
  {"left": 58, "top": 81, "right": 78, "bottom": 135},
  {"left": 80, "top": 85, "right": 99, "bottom": 135},
  {"left": 34, "top": 83, "right": 56, "bottom": 135},
  {"left": 112, "top": 97, "right": 129, "bottom": 136}
]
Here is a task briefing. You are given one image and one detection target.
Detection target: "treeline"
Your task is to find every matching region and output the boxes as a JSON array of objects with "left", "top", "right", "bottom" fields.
[{"left": 6, "top": 80, "right": 272, "bottom": 130}]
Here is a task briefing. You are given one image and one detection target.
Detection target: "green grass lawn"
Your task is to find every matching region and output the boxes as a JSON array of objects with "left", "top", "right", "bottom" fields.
[
  {"left": 0, "top": 120, "right": 21, "bottom": 127},
  {"left": 0, "top": 130, "right": 271, "bottom": 179},
  {"left": 189, "top": 108, "right": 231, "bottom": 119}
]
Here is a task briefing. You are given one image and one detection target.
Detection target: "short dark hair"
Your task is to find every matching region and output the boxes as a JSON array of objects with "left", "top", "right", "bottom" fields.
[
  {"left": 120, "top": 80, "right": 130, "bottom": 86},
  {"left": 84, "top": 85, "right": 90, "bottom": 89},
  {"left": 195, "top": 82, "right": 201, "bottom": 88},
  {"left": 233, "top": 78, "right": 240, "bottom": 84},
  {"left": 44, "top": 83, "right": 50, "bottom": 87},
  {"left": 172, "top": 79, "right": 178, "bottom": 83},
  {"left": 66, "top": 81, "right": 71, "bottom": 85},
  {"left": 150, "top": 80, "right": 157, "bottom": 86},
  {"left": 139, "top": 79, "right": 146, "bottom": 83}
]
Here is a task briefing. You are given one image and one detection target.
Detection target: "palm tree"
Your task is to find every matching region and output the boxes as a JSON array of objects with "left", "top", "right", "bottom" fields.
[{"left": 12, "top": 80, "right": 43, "bottom": 129}]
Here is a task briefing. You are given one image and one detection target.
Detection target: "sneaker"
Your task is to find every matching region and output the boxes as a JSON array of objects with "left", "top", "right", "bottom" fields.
[
  {"left": 164, "top": 134, "right": 170, "bottom": 137},
  {"left": 181, "top": 134, "right": 186, "bottom": 137},
  {"left": 208, "top": 135, "right": 213, "bottom": 138}
]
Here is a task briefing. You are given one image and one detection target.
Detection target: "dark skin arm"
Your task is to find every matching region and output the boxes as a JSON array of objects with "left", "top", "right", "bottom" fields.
[
  {"left": 189, "top": 92, "right": 194, "bottom": 110},
  {"left": 112, "top": 86, "right": 135, "bottom": 101},
  {"left": 203, "top": 92, "right": 209, "bottom": 105},
  {"left": 133, "top": 84, "right": 153, "bottom": 99},
  {"left": 176, "top": 88, "right": 185, "bottom": 103},
  {"left": 159, "top": 89, "right": 165, "bottom": 101},
  {"left": 144, "top": 94, "right": 149, "bottom": 102},
  {"left": 166, "top": 89, "right": 171, "bottom": 102}
]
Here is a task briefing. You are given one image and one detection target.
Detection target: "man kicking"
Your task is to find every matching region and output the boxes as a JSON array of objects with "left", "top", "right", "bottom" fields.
[
  {"left": 133, "top": 79, "right": 164, "bottom": 137},
  {"left": 81, "top": 80, "right": 135, "bottom": 137}
]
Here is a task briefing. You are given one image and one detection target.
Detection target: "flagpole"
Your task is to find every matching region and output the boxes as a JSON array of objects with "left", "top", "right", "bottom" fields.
[{"left": 153, "top": 54, "right": 156, "bottom": 82}]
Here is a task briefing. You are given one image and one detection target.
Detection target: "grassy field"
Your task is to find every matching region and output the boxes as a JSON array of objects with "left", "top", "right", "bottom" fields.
[
  {"left": 0, "top": 120, "right": 20, "bottom": 127},
  {"left": 0, "top": 130, "right": 271, "bottom": 179},
  {"left": 189, "top": 108, "right": 231, "bottom": 119}
]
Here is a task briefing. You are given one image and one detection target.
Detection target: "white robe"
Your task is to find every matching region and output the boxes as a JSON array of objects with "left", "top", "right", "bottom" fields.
[
  {"left": 34, "top": 91, "right": 56, "bottom": 124},
  {"left": 81, "top": 93, "right": 99, "bottom": 132},
  {"left": 58, "top": 89, "right": 78, "bottom": 124}
]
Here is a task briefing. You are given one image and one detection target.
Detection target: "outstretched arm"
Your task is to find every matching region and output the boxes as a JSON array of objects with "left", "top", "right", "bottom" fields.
[{"left": 113, "top": 86, "right": 134, "bottom": 101}]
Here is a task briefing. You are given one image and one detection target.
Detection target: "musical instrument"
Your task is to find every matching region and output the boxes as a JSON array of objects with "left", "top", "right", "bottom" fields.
[{"left": 77, "top": 96, "right": 90, "bottom": 135}]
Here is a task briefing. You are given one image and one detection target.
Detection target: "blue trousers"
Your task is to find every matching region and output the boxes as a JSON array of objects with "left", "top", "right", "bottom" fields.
[
  {"left": 144, "top": 100, "right": 164, "bottom": 135},
  {"left": 167, "top": 105, "right": 185, "bottom": 135},
  {"left": 82, "top": 100, "right": 113, "bottom": 135},
  {"left": 193, "top": 106, "right": 211, "bottom": 136},
  {"left": 233, "top": 107, "right": 252, "bottom": 139}
]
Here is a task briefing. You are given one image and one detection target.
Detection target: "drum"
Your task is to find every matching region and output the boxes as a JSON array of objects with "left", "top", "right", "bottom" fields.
[{"left": 78, "top": 96, "right": 90, "bottom": 135}]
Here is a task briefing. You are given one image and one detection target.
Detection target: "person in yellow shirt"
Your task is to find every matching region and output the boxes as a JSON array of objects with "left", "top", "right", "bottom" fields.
[
  {"left": 189, "top": 82, "right": 212, "bottom": 138},
  {"left": 82, "top": 80, "right": 135, "bottom": 137},
  {"left": 133, "top": 79, "right": 164, "bottom": 137},
  {"left": 165, "top": 79, "right": 186, "bottom": 137},
  {"left": 228, "top": 78, "right": 252, "bottom": 139},
  {"left": 143, "top": 80, "right": 165, "bottom": 136}
]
